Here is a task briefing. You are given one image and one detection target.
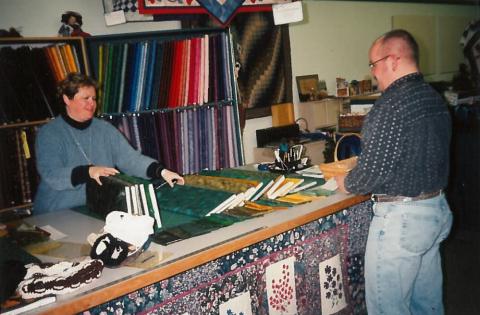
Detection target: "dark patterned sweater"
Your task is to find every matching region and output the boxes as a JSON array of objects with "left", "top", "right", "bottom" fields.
[{"left": 345, "top": 73, "right": 451, "bottom": 196}]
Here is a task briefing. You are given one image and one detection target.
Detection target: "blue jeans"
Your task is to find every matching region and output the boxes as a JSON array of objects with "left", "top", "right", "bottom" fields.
[{"left": 365, "top": 194, "right": 452, "bottom": 315}]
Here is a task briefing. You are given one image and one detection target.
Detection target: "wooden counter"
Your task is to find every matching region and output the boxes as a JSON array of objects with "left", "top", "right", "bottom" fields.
[{"left": 26, "top": 193, "right": 370, "bottom": 314}]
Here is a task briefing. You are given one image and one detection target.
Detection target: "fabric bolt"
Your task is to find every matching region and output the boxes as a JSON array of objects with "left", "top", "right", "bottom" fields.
[
  {"left": 201, "top": 107, "right": 209, "bottom": 170},
  {"left": 215, "top": 106, "right": 222, "bottom": 169},
  {"left": 34, "top": 116, "right": 156, "bottom": 213},
  {"left": 222, "top": 33, "right": 233, "bottom": 100},
  {"left": 345, "top": 73, "right": 451, "bottom": 196},
  {"left": 126, "top": 113, "right": 137, "bottom": 149},
  {"left": 148, "top": 112, "right": 160, "bottom": 160},
  {"left": 222, "top": 106, "right": 230, "bottom": 168},
  {"left": 220, "top": 33, "right": 229, "bottom": 100},
  {"left": 364, "top": 194, "right": 452, "bottom": 315},
  {"left": 168, "top": 111, "right": 177, "bottom": 170},
  {"left": 135, "top": 41, "right": 148, "bottom": 111},
  {"left": 194, "top": 108, "right": 201, "bottom": 172},
  {"left": 150, "top": 42, "right": 164, "bottom": 110},
  {"left": 136, "top": 113, "right": 149, "bottom": 159},
  {"left": 131, "top": 114, "right": 142, "bottom": 152},
  {"left": 162, "top": 111, "right": 172, "bottom": 170},
  {"left": 211, "top": 107, "right": 217, "bottom": 170},
  {"left": 171, "top": 110, "right": 179, "bottom": 175},
  {"left": 206, "top": 107, "right": 213, "bottom": 170},
  {"left": 173, "top": 110, "right": 182, "bottom": 173},
  {"left": 155, "top": 112, "right": 167, "bottom": 170},
  {"left": 187, "top": 109, "right": 194, "bottom": 173},
  {"left": 180, "top": 110, "right": 188, "bottom": 175},
  {"left": 122, "top": 44, "right": 135, "bottom": 112},
  {"left": 143, "top": 40, "right": 156, "bottom": 109},
  {"left": 211, "top": 35, "right": 219, "bottom": 103},
  {"left": 226, "top": 105, "right": 235, "bottom": 168},
  {"left": 198, "top": 36, "right": 205, "bottom": 105},
  {"left": 120, "top": 114, "right": 132, "bottom": 143},
  {"left": 151, "top": 112, "right": 162, "bottom": 162},
  {"left": 204, "top": 35, "right": 210, "bottom": 104},
  {"left": 187, "top": 38, "right": 196, "bottom": 106}
]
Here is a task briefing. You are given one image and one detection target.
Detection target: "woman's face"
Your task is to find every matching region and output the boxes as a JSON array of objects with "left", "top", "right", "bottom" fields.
[{"left": 64, "top": 86, "right": 96, "bottom": 122}]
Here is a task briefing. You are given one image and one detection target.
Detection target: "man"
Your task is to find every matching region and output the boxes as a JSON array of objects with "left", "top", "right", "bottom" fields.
[{"left": 336, "top": 29, "right": 452, "bottom": 315}]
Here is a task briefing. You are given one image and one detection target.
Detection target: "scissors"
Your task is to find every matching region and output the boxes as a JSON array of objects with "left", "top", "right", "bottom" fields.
[{"left": 154, "top": 179, "right": 178, "bottom": 190}]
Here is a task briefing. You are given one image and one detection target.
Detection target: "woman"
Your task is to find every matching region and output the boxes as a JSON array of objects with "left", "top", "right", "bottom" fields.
[{"left": 34, "top": 73, "right": 184, "bottom": 213}]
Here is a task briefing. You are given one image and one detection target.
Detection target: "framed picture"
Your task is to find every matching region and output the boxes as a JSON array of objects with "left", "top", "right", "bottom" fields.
[
  {"left": 296, "top": 74, "right": 320, "bottom": 102},
  {"left": 336, "top": 77, "right": 349, "bottom": 97}
]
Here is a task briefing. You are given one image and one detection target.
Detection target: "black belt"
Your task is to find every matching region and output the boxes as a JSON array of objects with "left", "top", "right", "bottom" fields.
[{"left": 371, "top": 190, "right": 442, "bottom": 203}]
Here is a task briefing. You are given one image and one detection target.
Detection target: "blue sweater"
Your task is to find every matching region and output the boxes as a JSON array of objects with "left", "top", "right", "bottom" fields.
[{"left": 34, "top": 116, "right": 156, "bottom": 214}]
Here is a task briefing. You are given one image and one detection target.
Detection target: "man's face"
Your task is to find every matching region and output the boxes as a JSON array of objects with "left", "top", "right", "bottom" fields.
[
  {"left": 369, "top": 42, "right": 391, "bottom": 91},
  {"left": 64, "top": 86, "right": 97, "bottom": 122}
]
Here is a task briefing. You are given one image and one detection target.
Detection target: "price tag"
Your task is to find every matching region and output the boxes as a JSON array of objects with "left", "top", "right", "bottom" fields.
[{"left": 21, "top": 130, "right": 31, "bottom": 159}]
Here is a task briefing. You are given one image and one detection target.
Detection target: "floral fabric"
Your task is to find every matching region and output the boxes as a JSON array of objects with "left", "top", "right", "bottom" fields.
[{"left": 84, "top": 201, "right": 372, "bottom": 315}]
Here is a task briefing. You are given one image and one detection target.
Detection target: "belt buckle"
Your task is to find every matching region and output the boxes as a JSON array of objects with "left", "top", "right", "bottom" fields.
[{"left": 370, "top": 194, "right": 377, "bottom": 202}]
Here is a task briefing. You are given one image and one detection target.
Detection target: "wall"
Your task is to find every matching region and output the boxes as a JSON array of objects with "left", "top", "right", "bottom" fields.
[
  {"left": 0, "top": 0, "right": 180, "bottom": 36},
  {"left": 290, "top": 1, "right": 478, "bottom": 97},
  {"left": 246, "top": 0, "right": 478, "bottom": 164},
  {"left": 0, "top": 0, "right": 478, "bottom": 164}
]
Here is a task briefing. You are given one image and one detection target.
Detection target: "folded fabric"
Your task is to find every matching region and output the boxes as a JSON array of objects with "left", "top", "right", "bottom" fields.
[
  {"left": 17, "top": 259, "right": 104, "bottom": 299},
  {"left": 104, "top": 211, "right": 154, "bottom": 248}
]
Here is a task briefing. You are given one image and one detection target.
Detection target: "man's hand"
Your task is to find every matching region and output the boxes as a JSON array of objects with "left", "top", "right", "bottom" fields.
[
  {"left": 89, "top": 166, "right": 119, "bottom": 185},
  {"left": 334, "top": 174, "right": 350, "bottom": 194},
  {"left": 161, "top": 169, "right": 185, "bottom": 187}
]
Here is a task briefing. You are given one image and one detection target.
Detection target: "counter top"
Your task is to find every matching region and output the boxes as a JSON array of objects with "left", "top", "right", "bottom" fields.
[{"left": 25, "top": 192, "right": 368, "bottom": 314}]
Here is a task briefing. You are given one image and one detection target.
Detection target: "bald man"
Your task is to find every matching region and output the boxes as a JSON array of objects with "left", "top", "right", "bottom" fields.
[{"left": 336, "top": 30, "right": 452, "bottom": 315}]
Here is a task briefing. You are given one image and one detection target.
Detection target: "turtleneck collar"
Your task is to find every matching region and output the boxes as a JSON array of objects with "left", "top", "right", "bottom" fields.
[{"left": 61, "top": 112, "right": 92, "bottom": 130}]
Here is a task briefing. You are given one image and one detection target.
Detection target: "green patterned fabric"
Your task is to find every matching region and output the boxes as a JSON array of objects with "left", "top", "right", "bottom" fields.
[
  {"left": 184, "top": 174, "right": 259, "bottom": 193},
  {"left": 155, "top": 184, "right": 234, "bottom": 218}
]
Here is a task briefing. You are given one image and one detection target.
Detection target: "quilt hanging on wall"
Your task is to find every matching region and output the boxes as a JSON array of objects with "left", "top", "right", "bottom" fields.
[
  {"left": 183, "top": 12, "right": 293, "bottom": 122},
  {"left": 103, "top": 0, "right": 154, "bottom": 22},
  {"left": 138, "top": 0, "right": 293, "bottom": 25}
]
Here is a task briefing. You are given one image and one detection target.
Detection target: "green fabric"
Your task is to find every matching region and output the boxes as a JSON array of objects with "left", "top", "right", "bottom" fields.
[
  {"left": 254, "top": 199, "right": 295, "bottom": 208},
  {"left": 299, "top": 186, "right": 336, "bottom": 197},
  {"left": 155, "top": 184, "right": 234, "bottom": 218},
  {"left": 184, "top": 174, "right": 258, "bottom": 193}
]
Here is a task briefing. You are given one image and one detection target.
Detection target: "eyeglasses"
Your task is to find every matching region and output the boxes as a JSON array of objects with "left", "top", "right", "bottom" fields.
[{"left": 368, "top": 55, "right": 390, "bottom": 69}]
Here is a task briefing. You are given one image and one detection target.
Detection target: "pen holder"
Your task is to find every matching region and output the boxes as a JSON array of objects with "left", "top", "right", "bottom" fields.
[
  {"left": 269, "top": 144, "right": 309, "bottom": 174},
  {"left": 269, "top": 158, "right": 310, "bottom": 174}
]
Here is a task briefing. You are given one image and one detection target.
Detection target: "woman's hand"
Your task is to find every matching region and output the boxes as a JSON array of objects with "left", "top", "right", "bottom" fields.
[
  {"left": 161, "top": 169, "right": 185, "bottom": 187},
  {"left": 89, "top": 166, "right": 119, "bottom": 185}
]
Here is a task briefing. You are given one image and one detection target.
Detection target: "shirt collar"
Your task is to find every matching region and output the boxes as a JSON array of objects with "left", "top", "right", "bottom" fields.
[
  {"left": 383, "top": 72, "right": 423, "bottom": 94},
  {"left": 61, "top": 112, "right": 92, "bottom": 130}
]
